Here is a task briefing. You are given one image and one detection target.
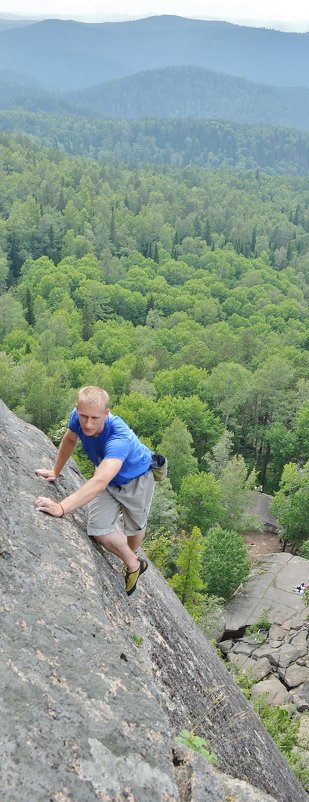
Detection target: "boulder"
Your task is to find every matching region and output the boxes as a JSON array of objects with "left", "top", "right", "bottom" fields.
[
  {"left": 251, "top": 678, "right": 290, "bottom": 707},
  {"left": 284, "top": 665, "right": 309, "bottom": 689},
  {"left": 250, "top": 657, "right": 272, "bottom": 681},
  {"left": 290, "top": 683, "right": 309, "bottom": 712},
  {"left": 278, "top": 643, "right": 308, "bottom": 670},
  {"left": 252, "top": 644, "right": 281, "bottom": 661},
  {"left": 218, "top": 639, "right": 233, "bottom": 655},
  {"left": 230, "top": 641, "right": 256, "bottom": 656}
]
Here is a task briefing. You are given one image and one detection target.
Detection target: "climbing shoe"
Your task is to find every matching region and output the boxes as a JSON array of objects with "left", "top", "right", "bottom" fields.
[{"left": 125, "top": 558, "right": 148, "bottom": 596}]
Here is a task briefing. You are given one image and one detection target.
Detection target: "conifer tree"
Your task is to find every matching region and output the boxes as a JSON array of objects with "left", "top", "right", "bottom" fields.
[
  {"left": 24, "top": 287, "right": 35, "bottom": 326},
  {"left": 169, "top": 526, "right": 205, "bottom": 618}
]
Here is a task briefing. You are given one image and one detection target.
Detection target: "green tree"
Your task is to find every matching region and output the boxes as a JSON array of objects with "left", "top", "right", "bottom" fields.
[
  {"left": 270, "top": 461, "right": 309, "bottom": 551},
  {"left": 157, "top": 417, "right": 198, "bottom": 491},
  {"left": 154, "top": 364, "right": 208, "bottom": 400},
  {"left": 202, "top": 525, "right": 250, "bottom": 600},
  {"left": 294, "top": 401, "right": 309, "bottom": 461},
  {"left": 114, "top": 392, "right": 161, "bottom": 441},
  {"left": 0, "top": 252, "right": 9, "bottom": 293},
  {"left": 0, "top": 294, "right": 27, "bottom": 342},
  {"left": 266, "top": 423, "right": 297, "bottom": 490},
  {"left": 143, "top": 530, "right": 176, "bottom": 578},
  {"left": 206, "top": 428, "right": 234, "bottom": 478},
  {"left": 178, "top": 472, "right": 222, "bottom": 535},
  {"left": 218, "top": 455, "right": 258, "bottom": 533},
  {"left": 146, "top": 478, "right": 179, "bottom": 537},
  {"left": 206, "top": 362, "right": 253, "bottom": 426},
  {"left": 159, "top": 394, "right": 223, "bottom": 459},
  {"left": 24, "top": 287, "right": 35, "bottom": 326},
  {"left": 22, "top": 361, "right": 69, "bottom": 431},
  {"left": 0, "top": 351, "right": 24, "bottom": 410},
  {"left": 169, "top": 527, "right": 206, "bottom": 618}
]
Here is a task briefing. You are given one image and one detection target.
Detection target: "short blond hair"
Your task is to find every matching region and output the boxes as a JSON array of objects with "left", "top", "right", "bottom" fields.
[{"left": 77, "top": 386, "right": 109, "bottom": 410}]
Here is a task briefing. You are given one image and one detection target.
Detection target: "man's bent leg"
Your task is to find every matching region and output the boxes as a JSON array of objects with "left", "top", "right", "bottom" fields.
[
  {"left": 93, "top": 530, "right": 140, "bottom": 573},
  {"left": 127, "top": 527, "right": 146, "bottom": 553}
]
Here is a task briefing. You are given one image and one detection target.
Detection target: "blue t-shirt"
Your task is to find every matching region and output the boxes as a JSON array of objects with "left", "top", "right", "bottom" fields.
[{"left": 68, "top": 408, "right": 152, "bottom": 486}]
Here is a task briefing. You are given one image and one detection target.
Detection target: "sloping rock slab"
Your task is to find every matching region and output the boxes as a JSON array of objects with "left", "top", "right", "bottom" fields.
[
  {"left": 1, "top": 401, "right": 308, "bottom": 802},
  {"left": 224, "top": 553, "right": 309, "bottom": 632}
]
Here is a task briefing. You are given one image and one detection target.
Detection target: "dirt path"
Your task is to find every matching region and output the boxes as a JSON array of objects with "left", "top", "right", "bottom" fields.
[{"left": 244, "top": 531, "right": 281, "bottom": 563}]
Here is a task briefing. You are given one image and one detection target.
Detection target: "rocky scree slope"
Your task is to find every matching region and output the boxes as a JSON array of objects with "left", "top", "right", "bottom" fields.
[{"left": 0, "top": 400, "right": 308, "bottom": 802}]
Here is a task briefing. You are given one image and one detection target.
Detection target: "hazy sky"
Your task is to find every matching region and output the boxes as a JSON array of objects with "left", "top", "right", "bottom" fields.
[{"left": 2, "top": 0, "right": 309, "bottom": 31}]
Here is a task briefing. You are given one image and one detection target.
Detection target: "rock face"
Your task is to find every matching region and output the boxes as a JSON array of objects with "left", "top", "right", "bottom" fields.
[
  {"left": 222, "top": 552, "right": 309, "bottom": 711},
  {"left": 1, "top": 401, "right": 308, "bottom": 802},
  {"left": 224, "top": 552, "right": 309, "bottom": 634},
  {"left": 247, "top": 490, "right": 279, "bottom": 533}
]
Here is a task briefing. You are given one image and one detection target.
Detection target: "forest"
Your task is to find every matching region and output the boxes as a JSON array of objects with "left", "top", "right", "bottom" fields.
[
  {"left": 3, "top": 66, "right": 309, "bottom": 131},
  {"left": 1, "top": 114, "right": 309, "bottom": 175},
  {"left": 0, "top": 129, "right": 308, "bottom": 579}
]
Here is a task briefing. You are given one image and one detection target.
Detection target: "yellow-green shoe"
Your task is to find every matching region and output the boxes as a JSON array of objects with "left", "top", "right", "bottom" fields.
[{"left": 125, "top": 558, "right": 148, "bottom": 596}]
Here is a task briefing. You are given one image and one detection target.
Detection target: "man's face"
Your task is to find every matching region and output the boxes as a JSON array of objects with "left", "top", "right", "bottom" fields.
[{"left": 76, "top": 401, "right": 109, "bottom": 437}]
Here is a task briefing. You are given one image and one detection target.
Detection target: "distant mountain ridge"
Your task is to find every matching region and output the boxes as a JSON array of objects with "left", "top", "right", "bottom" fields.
[
  {"left": 1, "top": 66, "right": 309, "bottom": 132},
  {"left": 0, "top": 18, "right": 35, "bottom": 32},
  {"left": 0, "top": 15, "right": 309, "bottom": 90},
  {"left": 66, "top": 67, "right": 309, "bottom": 130}
]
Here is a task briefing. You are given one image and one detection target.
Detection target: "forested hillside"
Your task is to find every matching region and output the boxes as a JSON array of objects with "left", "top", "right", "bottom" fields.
[
  {"left": 65, "top": 67, "right": 309, "bottom": 130},
  {"left": 0, "top": 16, "right": 309, "bottom": 89},
  {"left": 1, "top": 114, "right": 309, "bottom": 175},
  {"left": 2, "top": 67, "right": 309, "bottom": 131},
  {"left": 1, "top": 133, "right": 308, "bottom": 506}
]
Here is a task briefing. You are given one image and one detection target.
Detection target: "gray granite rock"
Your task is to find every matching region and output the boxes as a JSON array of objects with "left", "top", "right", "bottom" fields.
[
  {"left": 268, "top": 639, "right": 285, "bottom": 649},
  {"left": 278, "top": 643, "right": 308, "bottom": 669},
  {"left": 242, "top": 636, "right": 264, "bottom": 645},
  {"left": 290, "top": 684, "right": 309, "bottom": 712},
  {"left": 284, "top": 664, "right": 309, "bottom": 689},
  {"left": 218, "top": 639, "right": 233, "bottom": 654},
  {"left": 174, "top": 746, "right": 281, "bottom": 802},
  {"left": 289, "top": 630, "right": 308, "bottom": 650},
  {"left": 251, "top": 678, "right": 290, "bottom": 706},
  {"left": 231, "top": 641, "right": 256, "bottom": 656},
  {"left": 218, "top": 773, "right": 284, "bottom": 802},
  {"left": 268, "top": 626, "right": 285, "bottom": 642},
  {"left": 252, "top": 644, "right": 281, "bottom": 661},
  {"left": 228, "top": 651, "right": 250, "bottom": 667},
  {"left": 250, "top": 657, "right": 272, "bottom": 681},
  {"left": 224, "top": 553, "right": 309, "bottom": 633},
  {"left": 235, "top": 656, "right": 259, "bottom": 676}
]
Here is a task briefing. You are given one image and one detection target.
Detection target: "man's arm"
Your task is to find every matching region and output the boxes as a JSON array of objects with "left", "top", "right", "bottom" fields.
[
  {"left": 35, "top": 430, "right": 79, "bottom": 482},
  {"left": 34, "top": 457, "right": 123, "bottom": 517}
]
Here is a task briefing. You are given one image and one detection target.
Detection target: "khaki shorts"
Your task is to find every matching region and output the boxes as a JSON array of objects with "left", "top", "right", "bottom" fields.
[{"left": 87, "top": 470, "right": 155, "bottom": 537}]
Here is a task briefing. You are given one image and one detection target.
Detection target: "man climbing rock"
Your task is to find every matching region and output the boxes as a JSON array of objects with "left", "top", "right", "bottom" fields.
[{"left": 34, "top": 385, "right": 154, "bottom": 596}]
